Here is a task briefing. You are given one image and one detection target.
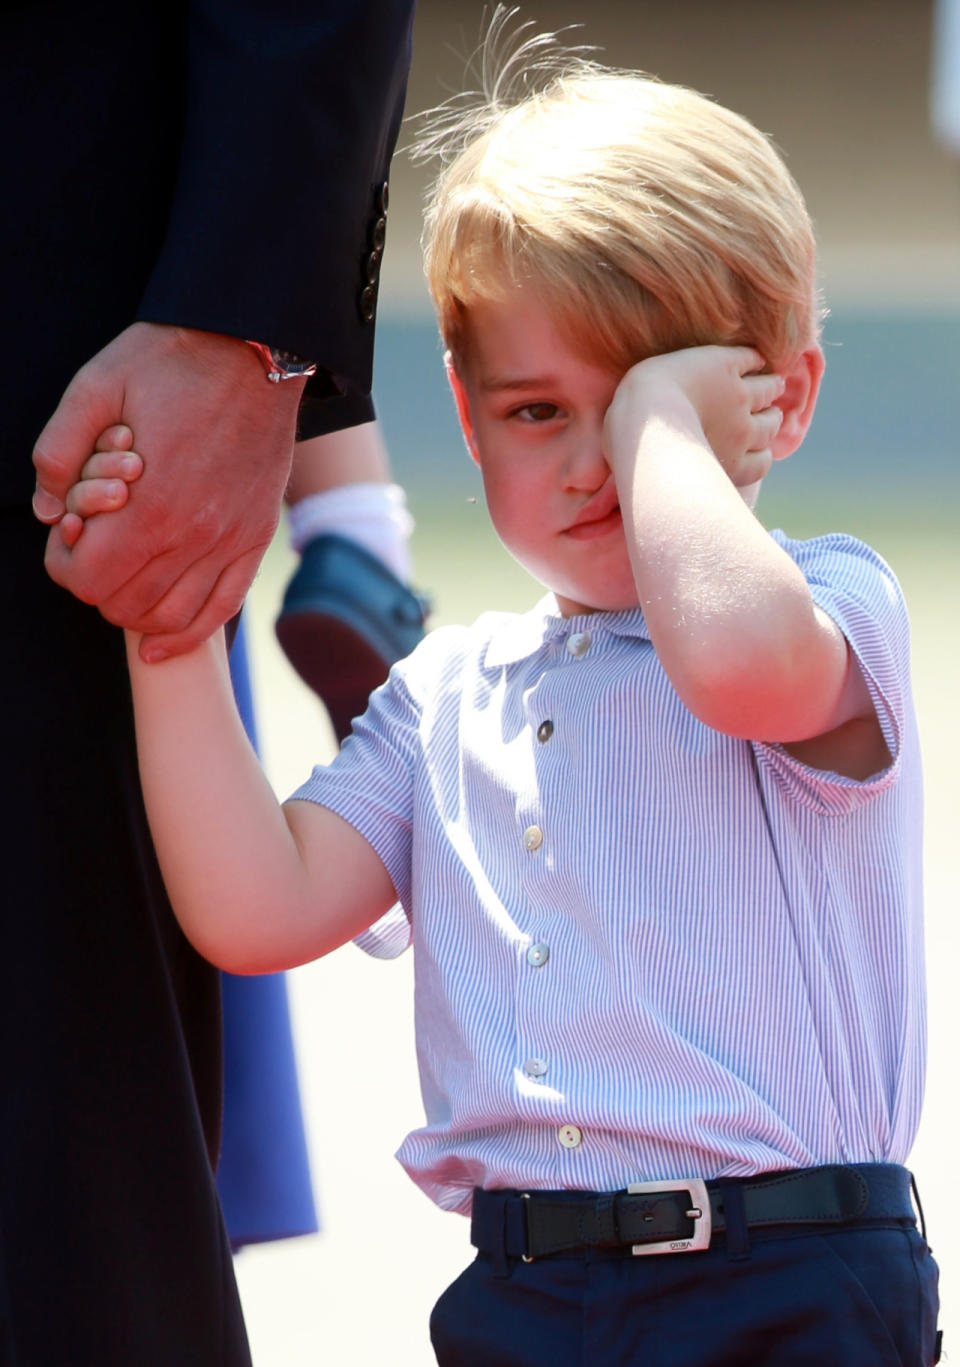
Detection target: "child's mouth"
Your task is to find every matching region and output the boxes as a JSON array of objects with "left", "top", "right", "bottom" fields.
[{"left": 566, "top": 505, "right": 622, "bottom": 540}]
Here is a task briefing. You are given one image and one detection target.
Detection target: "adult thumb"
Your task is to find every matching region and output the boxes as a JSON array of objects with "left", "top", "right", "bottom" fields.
[{"left": 33, "top": 357, "right": 121, "bottom": 522}]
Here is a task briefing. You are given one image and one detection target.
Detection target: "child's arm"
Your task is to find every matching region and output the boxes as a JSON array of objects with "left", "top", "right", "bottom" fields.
[
  {"left": 606, "top": 345, "right": 876, "bottom": 747},
  {"left": 125, "top": 632, "right": 398, "bottom": 973},
  {"left": 69, "top": 429, "right": 399, "bottom": 969}
]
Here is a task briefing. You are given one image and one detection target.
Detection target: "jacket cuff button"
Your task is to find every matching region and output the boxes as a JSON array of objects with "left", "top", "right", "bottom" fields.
[{"left": 359, "top": 284, "right": 377, "bottom": 322}]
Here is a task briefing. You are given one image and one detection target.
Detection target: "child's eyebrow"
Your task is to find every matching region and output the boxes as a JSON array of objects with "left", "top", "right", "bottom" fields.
[{"left": 478, "top": 373, "right": 557, "bottom": 394}]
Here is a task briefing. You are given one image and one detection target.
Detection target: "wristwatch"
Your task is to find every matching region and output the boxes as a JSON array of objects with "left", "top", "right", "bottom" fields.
[{"left": 246, "top": 340, "right": 318, "bottom": 383}]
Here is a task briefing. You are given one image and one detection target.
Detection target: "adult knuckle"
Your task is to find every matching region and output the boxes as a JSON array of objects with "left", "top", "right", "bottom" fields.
[
  {"left": 70, "top": 573, "right": 104, "bottom": 606},
  {"left": 97, "top": 599, "right": 130, "bottom": 626},
  {"left": 101, "top": 575, "right": 169, "bottom": 630},
  {"left": 43, "top": 547, "right": 100, "bottom": 604},
  {"left": 130, "top": 595, "right": 192, "bottom": 635},
  {"left": 158, "top": 604, "right": 198, "bottom": 635},
  {"left": 185, "top": 501, "right": 226, "bottom": 547},
  {"left": 209, "top": 583, "right": 247, "bottom": 628}
]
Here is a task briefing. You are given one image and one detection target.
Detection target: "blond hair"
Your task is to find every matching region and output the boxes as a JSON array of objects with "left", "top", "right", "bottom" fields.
[{"left": 417, "top": 27, "right": 821, "bottom": 372}]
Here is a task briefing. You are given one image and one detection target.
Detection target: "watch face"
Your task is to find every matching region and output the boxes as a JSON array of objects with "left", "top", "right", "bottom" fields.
[
  {"left": 246, "top": 339, "right": 317, "bottom": 380},
  {"left": 269, "top": 348, "right": 317, "bottom": 379}
]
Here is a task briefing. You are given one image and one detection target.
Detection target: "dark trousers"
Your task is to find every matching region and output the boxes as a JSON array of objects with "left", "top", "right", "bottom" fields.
[
  {"left": 0, "top": 510, "right": 250, "bottom": 1365},
  {"left": 431, "top": 1210, "right": 940, "bottom": 1366}
]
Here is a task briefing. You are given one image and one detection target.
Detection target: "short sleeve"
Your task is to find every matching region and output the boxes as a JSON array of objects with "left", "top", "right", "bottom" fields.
[
  {"left": 352, "top": 902, "right": 413, "bottom": 960},
  {"left": 753, "top": 531, "right": 914, "bottom": 813},
  {"left": 291, "top": 661, "right": 423, "bottom": 910}
]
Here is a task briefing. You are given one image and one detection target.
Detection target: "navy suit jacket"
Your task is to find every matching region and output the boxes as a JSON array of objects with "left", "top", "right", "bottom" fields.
[{"left": 0, "top": 0, "right": 415, "bottom": 506}]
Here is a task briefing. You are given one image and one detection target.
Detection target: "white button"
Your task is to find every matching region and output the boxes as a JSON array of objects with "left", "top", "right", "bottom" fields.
[
  {"left": 523, "top": 824, "right": 543, "bottom": 851},
  {"left": 558, "top": 1124, "right": 582, "bottom": 1149},
  {"left": 527, "top": 942, "right": 550, "bottom": 968},
  {"left": 523, "top": 1057, "right": 548, "bottom": 1079},
  {"left": 566, "top": 632, "right": 591, "bottom": 658}
]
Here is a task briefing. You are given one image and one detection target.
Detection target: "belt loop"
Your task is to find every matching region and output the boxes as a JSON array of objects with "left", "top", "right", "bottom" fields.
[
  {"left": 717, "top": 1179, "right": 751, "bottom": 1263},
  {"left": 491, "top": 1194, "right": 511, "bottom": 1278},
  {"left": 910, "top": 1173, "right": 928, "bottom": 1244}
]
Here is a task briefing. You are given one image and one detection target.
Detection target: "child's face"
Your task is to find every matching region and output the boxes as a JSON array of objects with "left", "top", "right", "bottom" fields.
[{"left": 448, "top": 291, "right": 640, "bottom": 617}]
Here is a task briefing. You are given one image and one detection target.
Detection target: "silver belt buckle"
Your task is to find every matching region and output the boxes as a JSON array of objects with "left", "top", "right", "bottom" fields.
[{"left": 626, "top": 1177, "right": 712, "bottom": 1255}]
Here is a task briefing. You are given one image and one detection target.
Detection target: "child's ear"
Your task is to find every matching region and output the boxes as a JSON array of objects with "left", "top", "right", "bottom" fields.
[
  {"left": 770, "top": 343, "right": 825, "bottom": 460},
  {"left": 445, "top": 352, "right": 481, "bottom": 465}
]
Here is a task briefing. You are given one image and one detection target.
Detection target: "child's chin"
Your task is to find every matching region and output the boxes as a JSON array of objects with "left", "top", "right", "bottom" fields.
[{"left": 559, "top": 590, "right": 639, "bottom": 617}]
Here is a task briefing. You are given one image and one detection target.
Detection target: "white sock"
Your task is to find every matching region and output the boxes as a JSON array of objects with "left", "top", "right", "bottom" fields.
[{"left": 287, "top": 483, "right": 414, "bottom": 583}]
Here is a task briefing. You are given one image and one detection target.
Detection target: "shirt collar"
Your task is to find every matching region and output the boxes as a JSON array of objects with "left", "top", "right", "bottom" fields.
[{"left": 483, "top": 594, "right": 652, "bottom": 668}]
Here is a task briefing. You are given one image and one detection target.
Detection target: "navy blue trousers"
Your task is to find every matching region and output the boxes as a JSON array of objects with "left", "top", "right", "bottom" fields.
[{"left": 430, "top": 1221, "right": 940, "bottom": 1366}]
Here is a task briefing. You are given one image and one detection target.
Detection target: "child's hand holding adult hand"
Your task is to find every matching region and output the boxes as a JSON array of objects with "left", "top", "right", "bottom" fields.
[
  {"left": 59, "top": 425, "right": 145, "bottom": 548},
  {"left": 607, "top": 345, "right": 785, "bottom": 491}
]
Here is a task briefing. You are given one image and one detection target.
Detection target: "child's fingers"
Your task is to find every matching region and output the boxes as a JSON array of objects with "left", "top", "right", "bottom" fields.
[
  {"left": 59, "top": 512, "right": 85, "bottom": 548},
  {"left": 59, "top": 445, "right": 141, "bottom": 549},
  {"left": 93, "top": 424, "right": 134, "bottom": 452},
  {"left": 65, "top": 477, "right": 130, "bottom": 519},
  {"left": 745, "top": 371, "right": 785, "bottom": 410},
  {"left": 733, "top": 447, "right": 774, "bottom": 489},
  {"left": 749, "top": 404, "right": 784, "bottom": 448},
  {"left": 732, "top": 346, "right": 768, "bottom": 376},
  {"left": 79, "top": 448, "right": 143, "bottom": 483}
]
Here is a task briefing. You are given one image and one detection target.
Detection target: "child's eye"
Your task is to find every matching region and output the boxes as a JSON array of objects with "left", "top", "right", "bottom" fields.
[{"left": 514, "top": 402, "right": 561, "bottom": 423}]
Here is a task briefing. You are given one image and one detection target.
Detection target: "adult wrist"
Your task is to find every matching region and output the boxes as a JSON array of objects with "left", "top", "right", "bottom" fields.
[{"left": 138, "top": 324, "right": 311, "bottom": 396}]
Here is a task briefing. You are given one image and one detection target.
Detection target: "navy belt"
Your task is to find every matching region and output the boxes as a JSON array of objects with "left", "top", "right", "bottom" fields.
[{"left": 471, "top": 1163, "right": 917, "bottom": 1262}]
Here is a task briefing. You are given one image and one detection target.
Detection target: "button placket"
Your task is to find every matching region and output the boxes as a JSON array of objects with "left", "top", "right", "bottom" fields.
[{"left": 516, "top": 669, "right": 563, "bottom": 1118}]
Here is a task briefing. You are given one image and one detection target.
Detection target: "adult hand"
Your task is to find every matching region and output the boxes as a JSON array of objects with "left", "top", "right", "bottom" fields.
[{"left": 34, "top": 322, "right": 304, "bottom": 660}]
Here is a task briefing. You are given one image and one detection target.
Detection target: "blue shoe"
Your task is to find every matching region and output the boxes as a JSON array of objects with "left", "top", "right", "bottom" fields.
[{"left": 275, "top": 534, "right": 429, "bottom": 742}]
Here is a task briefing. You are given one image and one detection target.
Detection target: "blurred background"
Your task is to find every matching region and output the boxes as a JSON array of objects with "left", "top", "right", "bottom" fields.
[{"left": 236, "top": 2, "right": 959, "bottom": 1360}]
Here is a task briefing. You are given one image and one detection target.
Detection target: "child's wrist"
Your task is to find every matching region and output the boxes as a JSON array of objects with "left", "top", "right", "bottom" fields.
[{"left": 606, "top": 380, "right": 703, "bottom": 469}]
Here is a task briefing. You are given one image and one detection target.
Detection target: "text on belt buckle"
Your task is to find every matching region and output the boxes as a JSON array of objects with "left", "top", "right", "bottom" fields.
[{"left": 625, "top": 1177, "right": 711, "bottom": 1256}]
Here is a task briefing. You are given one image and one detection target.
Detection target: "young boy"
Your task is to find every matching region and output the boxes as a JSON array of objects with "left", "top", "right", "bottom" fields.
[{"left": 70, "top": 53, "right": 939, "bottom": 1367}]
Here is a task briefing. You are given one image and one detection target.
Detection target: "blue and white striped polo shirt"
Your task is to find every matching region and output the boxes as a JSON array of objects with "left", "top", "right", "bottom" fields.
[{"left": 294, "top": 530, "right": 924, "bottom": 1216}]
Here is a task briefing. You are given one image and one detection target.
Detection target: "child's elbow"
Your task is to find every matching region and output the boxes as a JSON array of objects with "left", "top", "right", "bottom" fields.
[
  {"left": 673, "top": 640, "right": 812, "bottom": 740},
  {"left": 193, "top": 936, "right": 290, "bottom": 977},
  {"left": 175, "top": 908, "right": 277, "bottom": 977},
  {"left": 181, "top": 924, "right": 251, "bottom": 976}
]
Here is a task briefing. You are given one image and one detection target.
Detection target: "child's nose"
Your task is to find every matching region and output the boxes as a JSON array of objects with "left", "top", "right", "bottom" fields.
[{"left": 561, "top": 425, "right": 610, "bottom": 490}]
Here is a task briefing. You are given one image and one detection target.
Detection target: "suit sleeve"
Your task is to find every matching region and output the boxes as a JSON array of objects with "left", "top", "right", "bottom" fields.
[{"left": 136, "top": 0, "right": 415, "bottom": 437}]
